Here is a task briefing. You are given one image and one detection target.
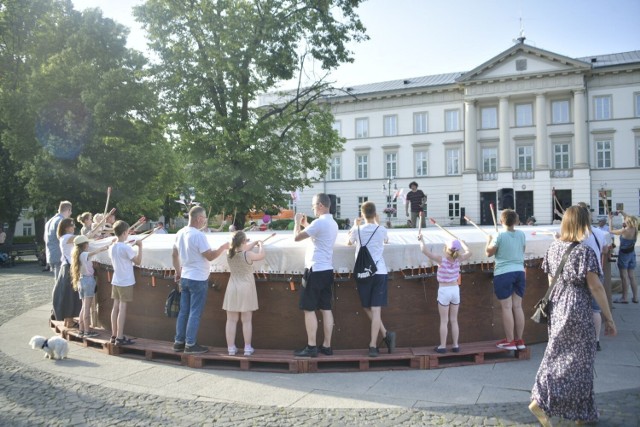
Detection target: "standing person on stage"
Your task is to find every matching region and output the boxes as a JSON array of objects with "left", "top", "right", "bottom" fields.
[
  {"left": 293, "top": 193, "right": 338, "bottom": 357},
  {"left": 172, "top": 206, "right": 229, "bottom": 354},
  {"left": 529, "top": 206, "right": 616, "bottom": 426},
  {"left": 405, "top": 181, "right": 426, "bottom": 228},
  {"left": 223, "top": 231, "right": 265, "bottom": 356},
  {"left": 45, "top": 201, "right": 72, "bottom": 280},
  {"left": 347, "top": 201, "right": 395, "bottom": 357},
  {"left": 108, "top": 220, "right": 142, "bottom": 346},
  {"left": 418, "top": 237, "right": 472, "bottom": 354},
  {"left": 485, "top": 209, "right": 527, "bottom": 351},
  {"left": 51, "top": 218, "right": 82, "bottom": 327}
]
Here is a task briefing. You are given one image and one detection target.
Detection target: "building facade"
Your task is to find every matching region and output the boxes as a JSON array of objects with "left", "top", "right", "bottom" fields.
[{"left": 296, "top": 42, "right": 640, "bottom": 226}]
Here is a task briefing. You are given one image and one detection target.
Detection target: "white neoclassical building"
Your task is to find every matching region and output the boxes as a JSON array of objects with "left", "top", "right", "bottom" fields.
[{"left": 295, "top": 42, "right": 640, "bottom": 226}]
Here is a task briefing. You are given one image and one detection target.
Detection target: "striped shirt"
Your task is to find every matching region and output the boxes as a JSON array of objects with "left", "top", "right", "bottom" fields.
[{"left": 437, "top": 257, "right": 460, "bottom": 283}]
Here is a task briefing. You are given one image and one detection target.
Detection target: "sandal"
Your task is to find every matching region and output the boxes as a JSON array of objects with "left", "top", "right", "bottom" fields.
[
  {"left": 613, "top": 298, "right": 629, "bottom": 304},
  {"left": 115, "top": 336, "right": 135, "bottom": 346}
]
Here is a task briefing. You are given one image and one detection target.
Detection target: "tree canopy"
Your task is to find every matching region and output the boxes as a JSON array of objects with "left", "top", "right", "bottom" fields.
[
  {"left": 0, "top": 0, "right": 179, "bottom": 239},
  {"left": 135, "top": 0, "right": 368, "bottom": 226}
]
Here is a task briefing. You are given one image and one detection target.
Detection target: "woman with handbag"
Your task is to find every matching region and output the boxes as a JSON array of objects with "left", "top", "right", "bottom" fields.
[
  {"left": 609, "top": 212, "right": 638, "bottom": 304},
  {"left": 529, "top": 206, "right": 617, "bottom": 426}
]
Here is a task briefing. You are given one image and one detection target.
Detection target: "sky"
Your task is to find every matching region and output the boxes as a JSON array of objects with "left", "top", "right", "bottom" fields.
[{"left": 72, "top": 0, "right": 640, "bottom": 88}]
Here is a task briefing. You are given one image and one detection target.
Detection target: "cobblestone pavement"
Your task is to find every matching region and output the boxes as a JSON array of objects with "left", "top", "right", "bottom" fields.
[{"left": 1, "top": 263, "right": 638, "bottom": 426}]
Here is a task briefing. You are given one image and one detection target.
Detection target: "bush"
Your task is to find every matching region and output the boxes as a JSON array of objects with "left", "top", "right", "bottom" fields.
[{"left": 269, "top": 219, "right": 293, "bottom": 230}]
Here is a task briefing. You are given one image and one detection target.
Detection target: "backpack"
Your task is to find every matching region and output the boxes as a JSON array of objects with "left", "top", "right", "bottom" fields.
[
  {"left": 354, "top": 225, "right": 379, "bottom": 284},
  {"left": 164, "top": 288, "right": 181, "bottom": 318}
]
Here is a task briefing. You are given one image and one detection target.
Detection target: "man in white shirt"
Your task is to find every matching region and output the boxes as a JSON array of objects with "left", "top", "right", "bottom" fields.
[
  {"left": 292, "top": 193, "right": 338, "bottom": 357},
  {"left": 172, "top": 206, "right": 228, "bottom": 354}
]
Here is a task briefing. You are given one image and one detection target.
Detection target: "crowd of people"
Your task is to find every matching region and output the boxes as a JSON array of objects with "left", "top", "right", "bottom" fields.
[{"left": 41, "top": 191, "right": 637, "bottom": 425}]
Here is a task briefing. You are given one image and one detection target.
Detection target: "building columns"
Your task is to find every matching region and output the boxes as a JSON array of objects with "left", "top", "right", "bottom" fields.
[
  {"left": 464, "top": 99, "right": 477, "bottom": 172},
  {"left": 535, "top": 93, "right": 549, "bottom": 169},
  {"left": 499, "top": 96, "right": 511, "bottom": 171},
  {"left": 573, "top": 89, "right": 588, "bottom": 168}
]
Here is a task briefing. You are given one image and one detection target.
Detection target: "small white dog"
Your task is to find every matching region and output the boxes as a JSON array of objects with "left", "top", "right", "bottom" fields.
[{"left": 29, "top": 335, "right": 69, "bottom": 360}]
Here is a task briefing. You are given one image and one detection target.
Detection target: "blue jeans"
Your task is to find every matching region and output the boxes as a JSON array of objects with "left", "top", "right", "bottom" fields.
[{"left": 175, "top": 278, "right": 209, "bottom": 346}]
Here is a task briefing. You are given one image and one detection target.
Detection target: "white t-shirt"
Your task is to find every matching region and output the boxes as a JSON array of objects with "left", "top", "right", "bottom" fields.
[
  {"left": 174, "top": 226, "right": 212, "bottom": 281},
  {"left": 583, "top": 227, "right": 608, "bottom": 277},
  {"left": 109, "top": 242, "right": 137, "bottom": 286},
  {"left": 80, "top": 251, "right": 95, "bottom": 276},
  {"left": 59, "top": 234, "right": 75, "bottom": 265},
  {"left": 303, "top": 214, "right": 338, "bottom": 272},
  {"left": 348, "top": 223, "right": 388, "bottom": 275}
]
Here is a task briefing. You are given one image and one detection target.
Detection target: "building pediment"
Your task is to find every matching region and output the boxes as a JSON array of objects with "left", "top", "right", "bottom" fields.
[{"left": 457, "top": 43, "right": 591, "bottom": 83}]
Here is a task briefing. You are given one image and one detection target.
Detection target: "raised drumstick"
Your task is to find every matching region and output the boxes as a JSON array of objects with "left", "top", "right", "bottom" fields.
[
  {"left": 417, "top": 212, "right": 423, "bottom": 235},
  {"left": 464, "top": 215, "right": 489, "bottom": 236},
  {"left": 261, "top": 233, "right": 277, "bottom": 244},
  {"left": 489, "top": 202, "right": 498, "bottom": 232},
  {"left": 429, "top": 217, "right": 459, "bottom": 240},
  {"left": 129, "top": 216, "right": 146, "bottom": 232},
  {"left": 103, "top": 186, "right": 112, "bottom": 217},
  {"left": 531, "top": 231, "right": 556, "bottom": 236}
]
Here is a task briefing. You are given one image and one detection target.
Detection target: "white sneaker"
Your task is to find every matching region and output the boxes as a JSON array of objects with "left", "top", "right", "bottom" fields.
[
  {"left": 228, "top": 346, "right": 237, "bottom": 356},
  {"left": 244, "top": 346, "right": 254, "bottom": 356}
]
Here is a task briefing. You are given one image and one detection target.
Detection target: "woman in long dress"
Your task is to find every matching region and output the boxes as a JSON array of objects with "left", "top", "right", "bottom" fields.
[
  {"left": 530, "top": 206, "right": 617, "bottom": 426},
  {"left": 223, "top": 231, "right": 265, "bottom": 356}
]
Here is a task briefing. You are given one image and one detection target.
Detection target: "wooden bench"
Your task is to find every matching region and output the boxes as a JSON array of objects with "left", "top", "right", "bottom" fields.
[{"left": 0, "top": 241, "right": 41, "bottom": 266}]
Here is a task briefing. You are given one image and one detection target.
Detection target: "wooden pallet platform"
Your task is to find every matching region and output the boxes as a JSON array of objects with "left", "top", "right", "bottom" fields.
[
  {"left": 49, "top": 319, "right": 530, "bottom": 373},
  {"left": 412, "top": 340, "right": 530, "bottom": 369}
]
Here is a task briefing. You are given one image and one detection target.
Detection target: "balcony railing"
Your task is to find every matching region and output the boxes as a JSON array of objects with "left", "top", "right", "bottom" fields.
[
  {"left": 550, "top": 169, "right": 573, "bottom": 178},
  {"left": 477, "top": 172, "right": 497, "bottom": 181},
  {"left": 513, "top": 170, "right": 534, "bottom": 180}
]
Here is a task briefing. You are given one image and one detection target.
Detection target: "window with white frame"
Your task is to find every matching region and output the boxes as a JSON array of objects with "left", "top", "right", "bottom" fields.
[
  {"left": 636, "top": 135, "right": 640, "bottom": 166},
  {"left": 481, "top": 106, "right": 498, "bottom": 129},
  {"left": 414, "top": 112, "right": 428, "bottom": 134},
  {"left": 551, "top": 100, "right": 570, "bottom": 124},
  {"left": 445, "top": 109, "right": 460, "bottom": 132},
  {"left": 594, "top": 95, "right": 612, "bottom": 120},
  {"left": 415, "top": 150, "right": 428, "bottom": 176},
  {"left": 517, "top": 146, "right": 533, "bottom": 171},
  {"left": 598, "top": 190, "right": 612, "bottom": 215},
  {"left": 332, "top": 120, "right": 342, "bottom": 136},
  {"left": 22, "top": 223, "right": 33, "bottom": 236},
  {"left": 635, "top": 93, "right": 640, "bottom": 117},
  {"left": 481, "top": 147, "right": 497, "bottom": 173},
  {"left": 595, "top": 140, "right": 612, "bottom": 169},
  {"left": 329, "top": 155, "right": 341, "bottom": 180},
  {"left": 356, "top": 153, "right": 368, "bottom": 179},
  {"left": 553, "top": 144, "right": 570, "bottom": 169},
  {"left": 448, "top": 194, "right": 460, "bottom": 218},
  {"left": 383, "top": 115, "right": 397, "bottom": 136},
  {"left": 355, "top": 118, "right": 369, "bottom": 138},
  {"left": 385, "top": 152, "right": 397, "bottom": 178},
  {"left": 358, "top": 196, "right": 368, "bottom": 214},
  {"left": 335, "top": 196, "right": 342, "bottom": 218},
  {"left": 515, "top": 103, "right": 533, "bottom": 127},
  {"left": 446, "top": 148, "right": 460, "bottom": 175}
]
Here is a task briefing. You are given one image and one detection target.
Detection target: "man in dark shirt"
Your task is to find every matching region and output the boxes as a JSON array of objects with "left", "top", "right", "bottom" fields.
[{"left": 405, "top": 181, "right": 426, "bottom": 228}]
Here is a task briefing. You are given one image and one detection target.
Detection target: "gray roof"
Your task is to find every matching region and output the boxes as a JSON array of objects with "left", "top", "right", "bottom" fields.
[
  {"left": 330, "top": 49, "right": 640, "bottom": 100},
  {"left": 576, "top": 50, "right": 640, "bottom": 68}
]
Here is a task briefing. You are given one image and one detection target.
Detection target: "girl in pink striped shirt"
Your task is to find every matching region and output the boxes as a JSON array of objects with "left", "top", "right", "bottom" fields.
[{"left": 418, "top": 237, "right": 471, "bottom": 353}]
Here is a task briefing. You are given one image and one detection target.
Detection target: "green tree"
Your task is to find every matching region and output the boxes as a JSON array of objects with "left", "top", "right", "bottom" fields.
[{"left": 135, "top": 0, "right": 367, "bottom": 227}]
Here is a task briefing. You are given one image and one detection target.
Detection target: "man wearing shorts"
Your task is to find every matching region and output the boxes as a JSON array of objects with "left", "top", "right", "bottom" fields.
[{"left": 293, "top": 193, "right": 338, "bottom": 357}]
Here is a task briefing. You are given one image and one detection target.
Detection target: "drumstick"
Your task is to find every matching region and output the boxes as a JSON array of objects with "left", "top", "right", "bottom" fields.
[
  {"left": 129, "top": 216, "right": 146, "bottom": 231},
  {"left": 429, "top": 217, "right": 459, "bottom": 240},
  {"left": 531, "top": 231, "right": 556, "bottom": 236},
  {"left": 127, "top": 227, "right": 158, "bottom": 245},
  {"left": 261, "top": 233, "right": 277, "bottom": 244},
  {"left": 417, "top": 212, "right": 422, "bottom": 235},
  {"left": 464, "top": 215, "right": 490, "bottom": 236},
  {"left": 139, "top": 224, "right": 163, "bottom": 235},
  {"left": 103, "top": 187, "right": 112, "bottom": 217},
  {"left": 489, "top": 203, "right": 498, "bottom": 233}
]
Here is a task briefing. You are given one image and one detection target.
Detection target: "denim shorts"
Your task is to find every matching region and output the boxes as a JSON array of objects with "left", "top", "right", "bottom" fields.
[
  {"left": 617, "top": 251, "right": 636, "bottom": 270},
  {"left": 356, "top": 274, "right": 388, "bottom": 308},
  {"left": 493, "top": 271, "right": 526, "bottom": 300},
  {"left": 79, "top": 276, "right": 96, "bottom": 299}
]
